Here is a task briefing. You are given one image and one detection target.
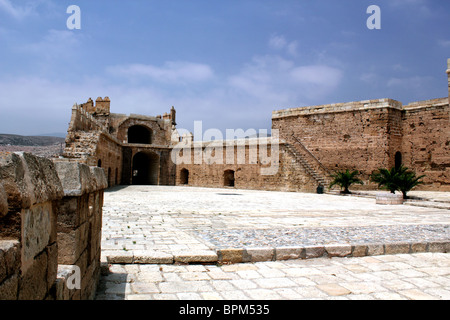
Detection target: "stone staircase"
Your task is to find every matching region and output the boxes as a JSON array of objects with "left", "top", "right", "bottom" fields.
[{"left": 283, "top": 134, "right": 332, "bottom": 191}]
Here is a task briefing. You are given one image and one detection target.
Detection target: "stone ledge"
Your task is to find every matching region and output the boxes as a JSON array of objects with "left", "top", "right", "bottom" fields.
[
  {"left": 101, "top": 241, "right": 449, "bottom": 265},
  {"left": 53, "top": 161, "right": 107, "bottom": 197},
  {"left": 0, "top": 152, "right": 64, "bottom": 210}
]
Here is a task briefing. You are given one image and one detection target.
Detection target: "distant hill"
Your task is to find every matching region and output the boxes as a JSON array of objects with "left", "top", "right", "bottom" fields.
[{"left": 0, "top": 134, "right": 65, "bottom": 146}]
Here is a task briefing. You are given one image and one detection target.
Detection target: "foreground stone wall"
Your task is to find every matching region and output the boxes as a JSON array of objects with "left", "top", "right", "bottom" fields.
[{"left": 0, "top": 152, "right": 107, "bottom": 300}]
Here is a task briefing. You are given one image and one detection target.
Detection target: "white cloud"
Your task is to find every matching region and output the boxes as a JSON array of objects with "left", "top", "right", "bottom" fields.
[
  {"left": 0, "top": 0, "right": 33, "bottom": 19},
  {"left": 438, "top": 40, "right": 450, "bottom": 48},
  {"left": 387, "top": 76, "right": 433, "bottom": 89},
  {"left": 268, "top": 34, "right": 298, "bottom": 56},
  {"left": 228, "top": 55, "right": 342, "bottom": 104},
  {"left": 106, "top": 61, "right": 214, "bottom": 83}
]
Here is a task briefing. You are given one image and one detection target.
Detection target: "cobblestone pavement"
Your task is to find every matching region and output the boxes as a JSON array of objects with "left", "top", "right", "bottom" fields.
[
  {"left": 97, "top": 186, "right": 449, "bottom": 300},
  {"left": 96, "top": 252, "right": 450, "bottom": 300}
]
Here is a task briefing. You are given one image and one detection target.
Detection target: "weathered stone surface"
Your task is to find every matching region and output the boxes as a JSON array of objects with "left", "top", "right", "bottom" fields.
[
  {"left": 21, "top": 202, "right": 54, "bottom": 267},
  {"left": 0, "top": 273, "right": 18, "bottom": 300},
  {"left": 0, "top": 183, "right": 8, "bottom": 217},
  {"left": 53, "top": 161, "right": 94, "bottom": 197},
  {"left": 174, "top": 250, "right": 218, "bottom": 263},
  {"left": 89, "top": 166, "right": 108, "bottom": 191},
  {"left": 0, "top": 152, "right": 63, "bottom": 210},
  {"left": 275, "top": 246, "right": 304, "bottom": 261},
  {"left": 325, "top": 244, "right": 352, "bottom": 257},
  {"left": 352, "top": 244, "right": 368, "bottom": 257},
  {"left": 0, "top": 240, "right": 20, "bottom": 282},
  {"left": 367, "top": 243, "right": 385, "bottom": 256},
  {"left": 243, "top": 248, "right": 274, "bottom": 262},
  {"left": 385, "top": 242, "right": 410, "bottom": 255},
  {"left": 133, "top": 250, "right": 173, "bottom": 264},
  {"left": 304, "top": 246, "right": 325, "bottom": 259},
  {"left": 217, "top": 248, "right": 244, "bottom": 263}
]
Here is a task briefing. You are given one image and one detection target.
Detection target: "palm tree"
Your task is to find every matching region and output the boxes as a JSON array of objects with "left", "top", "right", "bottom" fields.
[
  {"left": 396, "top": 169, "right": 425, "bottom": 199},
  {"left": 370, "top": 165, "right": 425, "bottom": 199},
  {"left": 329, "top": 169, "right": 363, "bottom": 194},
  {"left": 370, "top": 166, "right": 403, "bottom": 194}
]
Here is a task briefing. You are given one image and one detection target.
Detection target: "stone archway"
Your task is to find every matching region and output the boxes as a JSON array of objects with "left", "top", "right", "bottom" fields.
[
  {"left": 180, "top": 168, "right": 189, "bottom": 185},
  {"left": 128, "top": 125, "right": 152, "bottom": 144},
  {"left": 132, "top": 152, "right": 160, "bottom": 185},
  {"left": 224, "top": 170, "right": 235, "bottom": 187},
  {"left": 395, "top": 151, "right": 402, "bottom": 170}
]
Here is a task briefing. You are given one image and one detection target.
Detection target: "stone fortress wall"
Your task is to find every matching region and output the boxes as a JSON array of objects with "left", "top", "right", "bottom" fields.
[
  {"left": 60, "top": 59, "right": 450, "bottom": 192},
  {"left": 0, "top": 59, "right": 448, "bottom": 300}
]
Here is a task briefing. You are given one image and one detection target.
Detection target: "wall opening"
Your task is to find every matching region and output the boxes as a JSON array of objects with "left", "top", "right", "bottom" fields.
[
  {"left": 180, "top": 168, "right": 189, "bottom": 185},
  {"left": 132, "top": 152, "right": 160, "bottom": 185},
  {"left": 224, "top": 170, "right": 235, "bottom": 187},
  {"left": 97, "top": 159, "right": 102, "bottom": 168},
  {"left": 395, "top": 151, "right": 402, "bottom": 170},
  {"left": 128, "top": 125, "right": 152, "bottom": 144},
  {"left": 107, "top": 168, "right": 112, "bottom": 187}
]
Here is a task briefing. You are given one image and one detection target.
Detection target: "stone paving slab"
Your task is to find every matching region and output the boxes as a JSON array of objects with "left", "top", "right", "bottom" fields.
[
  {"left": 95, "top": 252, "right": 450, "bottom": 300},
  {"left": 101, "top": 186, "right": 450, "bottom": 264}
]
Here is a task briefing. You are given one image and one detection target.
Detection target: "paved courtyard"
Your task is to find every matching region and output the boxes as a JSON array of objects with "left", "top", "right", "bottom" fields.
[{"left": 96, "top": 186, "right": 450, "bottom": 300}]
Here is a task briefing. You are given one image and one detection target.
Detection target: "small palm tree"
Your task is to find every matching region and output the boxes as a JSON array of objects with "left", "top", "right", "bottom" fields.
[
  {"left": 329, "top": 169, "right": 363, "bottom": 194},
  {"left": 370, "top": 166, "right": 403, "bottom": 194},
  {"left": 370, "top": 165, "right": 425, "bottom": 199},
  {"left": 396, "top": 169, "right": 425, "bottom": 199}
]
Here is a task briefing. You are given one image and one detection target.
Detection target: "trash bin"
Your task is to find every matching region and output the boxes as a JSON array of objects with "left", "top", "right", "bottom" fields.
[{"left": 316, "top": 185, "right": 324, "bottom": 194}]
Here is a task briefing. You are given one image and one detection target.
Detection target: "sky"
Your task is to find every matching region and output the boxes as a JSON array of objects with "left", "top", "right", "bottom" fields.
[{"left": 0, "top": 0, "right": 449, "bottom": 137}]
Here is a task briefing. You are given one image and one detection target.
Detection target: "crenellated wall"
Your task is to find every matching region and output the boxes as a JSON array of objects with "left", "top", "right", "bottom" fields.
[{"left": 0, "top": 152, "right": 107, "bottom": 300}]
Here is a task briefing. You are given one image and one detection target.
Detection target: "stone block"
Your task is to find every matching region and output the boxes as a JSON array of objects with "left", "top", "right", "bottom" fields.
[
  {"left": 53, "top": 161, "right": 107, "bottom": 197},
  {"left": 18, "top": 250, "right": 48, "bottom": 300},
  {"left": 367, "top": 243, "right": 385, "bottom": 256},
  {"left": 21, "top": 202, "right": 54, "bottom": 272},
  {"left": 243, "top": 248, "right": 274, "bottom": 262},
  {"left": 427, "top": 241, "right": 448, "bottom": 253},
  {"left": 0, "top": 152, "right": 63, "bottom": 210},
  {"left": 133, "top": 250, "right": 174, "bottom": 264},
  {"left": 351, "top": 244, "right": 368, "bottom": 257},
  {"left": 304, "top": 245, "right": 325, "bottom": 259},
  {"left": 0, "top": 240, "right": 20, "bottom": 282},
  {"left": 325, "top": 244, "right": 352, "bottom": 257},
  {"left": 275, "top": 246, "right": 304, "bottom": 261},
  {"left": 0, "top": 273, "right": 18, "bottom": 300},
  {"left": 173, "top": 250, "right": 218, "bottom": 263},
  {"left": 411, "top": 243, "right": 427, "bottom": 253},
  {"left": 217, "top": 248, "right": 244, "bottom": 263},
  {"left": 385, "top": 242, "right": 410, "bottom": 255}
]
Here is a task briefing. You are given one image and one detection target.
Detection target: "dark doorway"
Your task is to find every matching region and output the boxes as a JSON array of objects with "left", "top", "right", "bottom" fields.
[
  {"left": 132, "top": 152, "right": 159, "bottom": 185},
  {"left": 180, "top": 168, "right": 189, "bottom": 185},
  {"left": 128, "top": 125, "right": 152, "bottom": 144},
  {"left": 395, "top": 151, "right": 402, "bottom": 170},
  {"left": 224, "top": 170, "right": 235, "bottom": 187}
]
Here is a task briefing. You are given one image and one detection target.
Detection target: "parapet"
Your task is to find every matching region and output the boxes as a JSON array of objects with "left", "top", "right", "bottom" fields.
[
  {"left": 272, "top": 98, "right": 403, "bottom": 119},
  {"left": 53, "top": 160, "right": 108, "bottom": 197}
]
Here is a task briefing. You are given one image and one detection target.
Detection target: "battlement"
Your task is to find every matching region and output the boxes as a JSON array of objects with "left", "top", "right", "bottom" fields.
[{"left": 82, "top": 97, "right": 110, "bottom": 115}]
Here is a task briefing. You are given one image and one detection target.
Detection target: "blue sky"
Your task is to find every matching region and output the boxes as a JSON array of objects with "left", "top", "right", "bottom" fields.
[{"left": 0, "top": 0, "right": 449, "bottom": 137}]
